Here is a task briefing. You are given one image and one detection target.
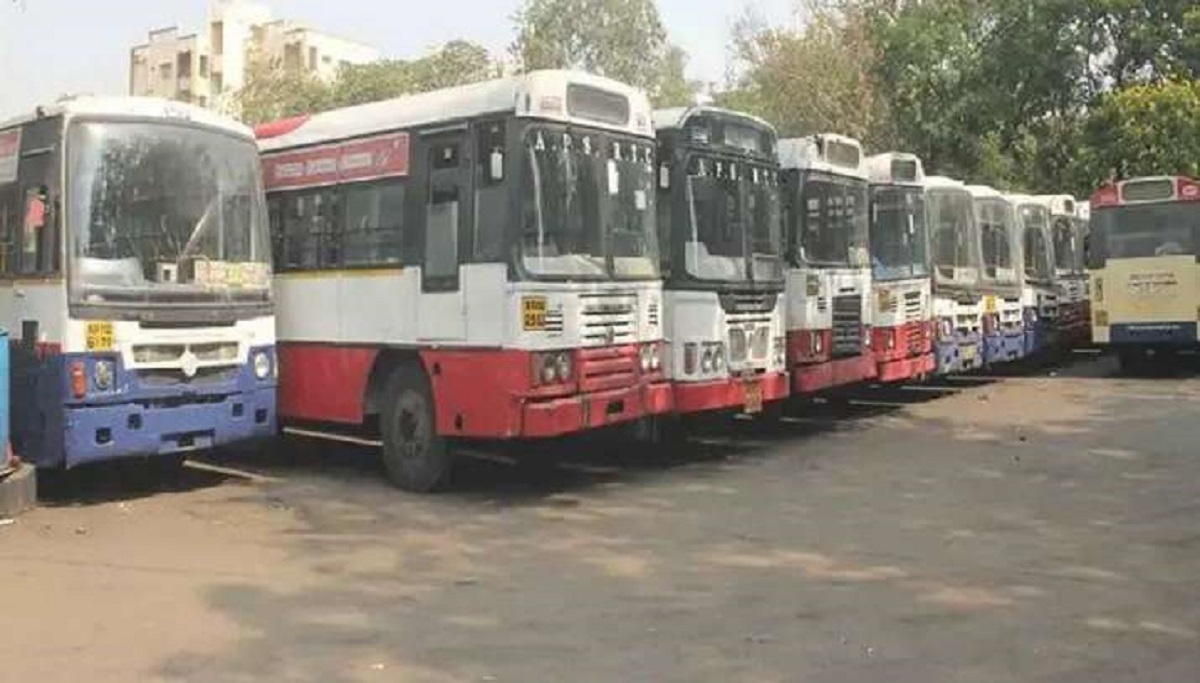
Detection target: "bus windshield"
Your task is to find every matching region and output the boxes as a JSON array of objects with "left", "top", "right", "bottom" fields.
[
  {"left": 974, "top": 198, "right": 1018, "bottom": 285},
  {"left": 67, "top": 120, "right": 270, "bottom": 307},
  {"left": 682, "top": 154, "right": 782, "bottom": 283},
  {"left": 793, "top": 174, "right": 869, "bottom": 269},
  {"left": 1019, "top": 205, "right": 1053, "bottom": 282},
  {"left": 927, "top": 188, "right": 978, "bottom": 285},
  {"left": 520, "top": 126, "right": 659, "bottom": 281},
  {"left": 869, "top": 185, "right": 928, "bottom": 281},
  {"left": 1052, "top": 216, "right": 1081, "bottom": 272},
  {"left": 1092, "top": 202, "right": 1197, "bottom": 261}
]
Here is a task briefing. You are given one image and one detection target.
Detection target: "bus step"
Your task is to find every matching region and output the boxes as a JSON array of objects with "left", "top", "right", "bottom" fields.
[{"left": 282, "top": 427, "right": 383, "bottom": 448}]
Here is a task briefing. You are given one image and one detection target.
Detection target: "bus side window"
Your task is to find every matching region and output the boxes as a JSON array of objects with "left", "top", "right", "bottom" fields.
[
  {"left": 473, "top": 121, "right": 506, "bottom": 262},
  {"left": 423, "top": 138, "right": 464, "bottom": 289},
  {"left": 343, "top": 180, "right": 404, "bottom": 267},
  {"left": 21, "top": 188, "right": 46, "bottom": 275}
]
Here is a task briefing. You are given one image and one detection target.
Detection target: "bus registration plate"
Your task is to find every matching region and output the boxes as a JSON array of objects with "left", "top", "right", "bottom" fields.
[
  {"left": 86, "top": 321, "right": 114, "bottom": 352},
  {"left": 743, "top": 380, "right": 763, "bottom": 414}
]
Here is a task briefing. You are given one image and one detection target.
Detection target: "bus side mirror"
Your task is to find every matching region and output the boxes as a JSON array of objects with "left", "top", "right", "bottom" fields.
[{"left": 489, "top": 150, "right": 504, "bottom": 182}]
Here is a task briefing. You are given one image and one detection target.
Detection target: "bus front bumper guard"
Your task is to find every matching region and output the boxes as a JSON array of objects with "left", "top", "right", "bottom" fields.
[
  {"left": 520, "top": 381, "right": 672, "bottom": 438},
  {"left": 62, "top": 386, "right": 277, "bottom": 467},
  {"left": 935, "top": 332, "right": 982, "bottom": 375},
  {"left": 792, "top": 355, "right": 877, "bottom": 394},
  {"left": 671, "top": 371, "right": 789, "bottom": 415}
]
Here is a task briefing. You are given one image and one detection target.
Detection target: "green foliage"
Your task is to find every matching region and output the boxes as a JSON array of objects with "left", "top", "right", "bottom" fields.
[
  {"left": 236, "top": 41, "right": 496, "bottom": 125},
  {"left": 1071, "top": 80, "right": 1200, "bottom": 191},
  {"left": 510, "top": 0, "right": 696, "bottom": 105},
  {"left": 720, "top": 5, "right": 895, "bottom": 148}
]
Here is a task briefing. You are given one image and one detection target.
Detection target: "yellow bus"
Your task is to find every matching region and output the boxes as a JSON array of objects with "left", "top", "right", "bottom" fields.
[{"left": 1088, "top": 176, "right": 1199, "bottom": 370}]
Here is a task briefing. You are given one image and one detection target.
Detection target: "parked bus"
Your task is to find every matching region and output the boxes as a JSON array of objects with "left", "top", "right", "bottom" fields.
[
  {"left": 651, "top": 106, "right": 787, "bottom": 421},
  {"left": 256, "top": 71, "right": 670, "bottom": 491},
  {"left": 779, "top": 134, "right": 875, "bottom": 394},
  {"left": 0, "top": 97, "right": 277, "bottom": 469},
  {"left": 924, "top": 176, "right": 983, "bottom": 373},
  {"left": 864, "top": 152, "right": 934, "bottom": 382},
  {"left": 1009, "top": 194, "right": 1060, "bottom": 356},
  {"left": 966, "top": 185, "right": 1025, "bottom": 366},
  {"left": 1038, "top": 194, "right": 1090, "bottom": 347},
  {"left": 1088, "top": 176, "right": 1199, "bottom": 370}
]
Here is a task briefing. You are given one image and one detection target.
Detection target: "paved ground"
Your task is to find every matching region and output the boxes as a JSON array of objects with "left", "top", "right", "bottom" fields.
[{"left": 2, "top": 354, "right": 1198, "bottom": 683}]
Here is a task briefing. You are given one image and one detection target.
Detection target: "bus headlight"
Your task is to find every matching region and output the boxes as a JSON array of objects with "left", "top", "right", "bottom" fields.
[
  {"left": 712, "top": 342, "right": 726, "bottom": 371},
  {"left": 93, "top": 360, "right": 114, "bottom": 392},
  {"left": 253, "top": 350, "right": 272, "bottom": 380},
  {"left": 939, "top": 319, "right": 954, "bottom": 339},
  {"left": 773, "top": 336, "right": 786, "bottom": 366},
  {"left": 647, "top": 343, "right": 662, "bottom": 372},
  {"left": 532, "top": 351, "right": 573, "bottom": 386},
  {"left": 701, "top": 346, "right": 716, "bottom": 373},
  {"left": 639, "top": 344, "right": 652, "bottom": 372},
  {"left": 555, "top": 352, "right": 573, "bottom": 382},
  {"left": 684, "top": 343, "right": 698, "bottom": 375}
]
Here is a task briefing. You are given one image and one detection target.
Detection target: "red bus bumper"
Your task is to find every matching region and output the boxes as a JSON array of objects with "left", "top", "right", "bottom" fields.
[
  {"left": 792, "top": 355, "right": 877, "bottom": 394},
  {"left": 872, "top": 322, "right": 935, "bottom": 383},
  {"left": 671, "top": 371, "right": 789, "bottom": 415},
  {"left": 521, "top": 381, "right": 672, "bottom": 438}
]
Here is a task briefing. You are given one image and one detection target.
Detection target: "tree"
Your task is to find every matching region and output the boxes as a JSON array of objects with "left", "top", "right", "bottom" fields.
[
  {"left": 511, "top": 0, "right": 696, "bottom": 105},
  {"left": 235, "top": 41, "right": 496, "bottom": 125},
  {"left": 329, "top": 40, "right": 495, "bottom": 108},
  {"left": 1070, "top": 79, "right": 1200, "bottom": 194},
  {"left": 720, "top": 3, "right": 895, "bottom": 148},
  {"left": 235, "top": 57, "right": 331, "bottom": 126}
]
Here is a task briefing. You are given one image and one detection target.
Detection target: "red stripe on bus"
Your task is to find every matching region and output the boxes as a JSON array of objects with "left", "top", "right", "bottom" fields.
[{"left": 260, "top": 132, "right": 410, "bottom": 191}]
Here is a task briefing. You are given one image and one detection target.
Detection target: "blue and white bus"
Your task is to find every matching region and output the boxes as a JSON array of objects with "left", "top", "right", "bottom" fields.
[{"left": 0, "top": 97, "right": 276, "bottom": 469}]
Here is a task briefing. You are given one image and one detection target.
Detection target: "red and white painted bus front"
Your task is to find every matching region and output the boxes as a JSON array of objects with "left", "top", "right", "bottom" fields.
[
  {"left": 779, "top": 134, "right": 876, "bottom": 394},
  {"left": 864, "top": 153, "right": 935, "bottom": 382},
  {"left": 651, "top": 107, "right": 788, "bottom": 421},
  {"left": 257, "top": 71, "right": 670, "bottom": 491}
]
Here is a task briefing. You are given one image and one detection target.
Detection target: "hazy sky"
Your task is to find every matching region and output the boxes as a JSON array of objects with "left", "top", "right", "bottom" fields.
[{"left": 0, "top": 0, "right": 795, "bottom": 119}]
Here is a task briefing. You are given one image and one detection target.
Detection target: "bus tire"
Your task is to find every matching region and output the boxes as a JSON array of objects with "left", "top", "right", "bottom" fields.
[
  {"left": 379, "top": 365, "right": 453, "bottom": 493},
  {"left": 1117, "top": 349, "right": 1144, "bottom": 375}
]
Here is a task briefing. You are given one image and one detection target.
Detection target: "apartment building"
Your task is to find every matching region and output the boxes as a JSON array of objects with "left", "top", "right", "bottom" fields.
[{"left": 129, "top": 0, "right": 379, "bottom": 113}]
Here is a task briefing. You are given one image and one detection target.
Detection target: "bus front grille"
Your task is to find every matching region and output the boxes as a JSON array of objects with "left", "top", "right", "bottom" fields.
[{"left": 832, "top": 294, "right": 863, "bottom": 357}]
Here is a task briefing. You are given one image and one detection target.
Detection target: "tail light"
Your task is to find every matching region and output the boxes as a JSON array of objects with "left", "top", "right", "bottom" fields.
[{"left": 70, "top": 361, "right": 87, "bottom": 398}]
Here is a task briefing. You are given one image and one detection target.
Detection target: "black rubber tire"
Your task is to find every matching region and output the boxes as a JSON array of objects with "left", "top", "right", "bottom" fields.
[
  {"left": 379, "top": 365, "right": 453, "bottom": 493},
  {"left": 1117, "top": 349, "right": 1144, "bottom": 375}
]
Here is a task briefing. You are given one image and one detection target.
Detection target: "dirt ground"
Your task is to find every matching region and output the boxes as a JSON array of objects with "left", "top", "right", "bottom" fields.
[{"left": 2, "top": 354, "right": 1198, "bottom": 683}]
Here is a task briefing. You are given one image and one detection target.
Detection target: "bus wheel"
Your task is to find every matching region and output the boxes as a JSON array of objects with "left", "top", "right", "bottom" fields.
[{"left": 380, "top": 366, "right": 453, "bottom": 493}]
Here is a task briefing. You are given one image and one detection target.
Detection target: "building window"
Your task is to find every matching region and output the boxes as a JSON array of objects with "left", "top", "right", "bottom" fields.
[
  {"left": 308, "top": 46, "right": 318, "bottom": 70},
  {"left": 159, "top": 63, "right": 173, "bottom": 80},
  {"left": 211, "top": 21, "right": 224, "bottom": 55},
  {"left": 198, "top": 55, "right": 209, "bottom": 77},
  {"left": 212, "top": 72, "right": 223, "bottom": 93}
]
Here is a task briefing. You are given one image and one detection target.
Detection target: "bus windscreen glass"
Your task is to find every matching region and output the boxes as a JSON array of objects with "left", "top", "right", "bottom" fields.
[
  {"left": 682, "top": 156, "right": 781, "bottom": 283},
  {"left": 795, "top": 175, "right": 869, "bottom": 268},
  {"left": 1020, "top": 205, "right": 1054, "bottom": 281},
  {"left": 869, "top": 185, "right": 928, "bottom": 281},
  {"left": 67, "top": 121, "right": 270, "bottom": 306},
  {"left": 975, "top": 198, "right": 1017, "bottom": 284},
  {"left": 521, "top": 127, "right": 659, "bottom": 280},
  {"left": 927, "top": 188, "right": 978, "bottom": 285},
  {"left": 1092, "top": 202, "right": 1198, "bottom": 260}
]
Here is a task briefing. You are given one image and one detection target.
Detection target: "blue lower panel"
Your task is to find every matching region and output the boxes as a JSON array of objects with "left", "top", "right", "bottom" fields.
[
  {"left": 1110, "top": 322, "right": 1198, "bottom": 346},
  {"left": 935, "top": 333, "right": 982, "bottom": 374},
  {"left": 984, "top": 331, "right": 1025, "bottom": 365},
  {"left": 1024, "top": 319, "right": 1058, "bottom": 356},
  {"left": 63, "top": 387, "right": 277, "bottom": 467}
]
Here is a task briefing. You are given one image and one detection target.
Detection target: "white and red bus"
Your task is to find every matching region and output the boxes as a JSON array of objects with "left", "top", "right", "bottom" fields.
[
  {"left": 779, "top": 134, "right": 875, "bottom": 394},
  {"left": 1037, "top": 194, "right": 1089, "bottom": 347},
  {"left": 651, "top": 106, "right": 788, "bottom": 422},
  {"left": 864, "top": 152, "right": 935, "bottom": 382},
  {"left": 256, "top": 71, "right": 670, "bottom": 491}
]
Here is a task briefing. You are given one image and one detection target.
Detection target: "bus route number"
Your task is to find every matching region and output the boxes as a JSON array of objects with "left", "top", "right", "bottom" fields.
[
  {"left": 522, "top": 296, "right": 547, "bottom": 331},
  {"left": 86, "top": 321, "right": 115, "bottom": 352}
]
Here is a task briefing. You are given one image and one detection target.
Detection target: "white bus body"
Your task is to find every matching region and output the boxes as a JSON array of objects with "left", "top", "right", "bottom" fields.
[
  {"left": 779, "top": 134, "right": 876, "bottom": 394},
  {"left": 965, "top": 184, "right": 1026, "bottom": 365},
  {"left": 925, "top": 176, "right": 984, "bottom": 373},
  {"left": 257, "top": 71, "right": 670, "bottom": 491},
  {"left": 1008, "top": 193, "right": 1060, "bottom": 354},
  {"left": 651, "top": 107, "right": 788, "bottom": 417}
]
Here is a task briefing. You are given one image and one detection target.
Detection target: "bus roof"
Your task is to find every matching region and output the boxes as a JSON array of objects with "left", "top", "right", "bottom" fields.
[
  {"left": 778, "top": 133, "right": 867, "bottom": 180},
  {"left": 1090, "top": 176, "right": 1200, "bottom": 208},
  {"left": 0, "top": 95, "right": 252, "bottom": 139},
  {"left": 864, "top": 151, "right": 924, "bottom": 185},
  {"left": 257, "top": 70, "right": 654, "bottom": 152},
  {"left": 923, "top": 175, "right": 967, "bottom": 191},
  {"left": 1006, "top": 193, "right": 1043, "bottom": 210},
  {"left": 965, "top": 184, "right": 1008, "bottom": 200},
  {"left": 652, "top": 105, "right": 775, "bottom": 135}
]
